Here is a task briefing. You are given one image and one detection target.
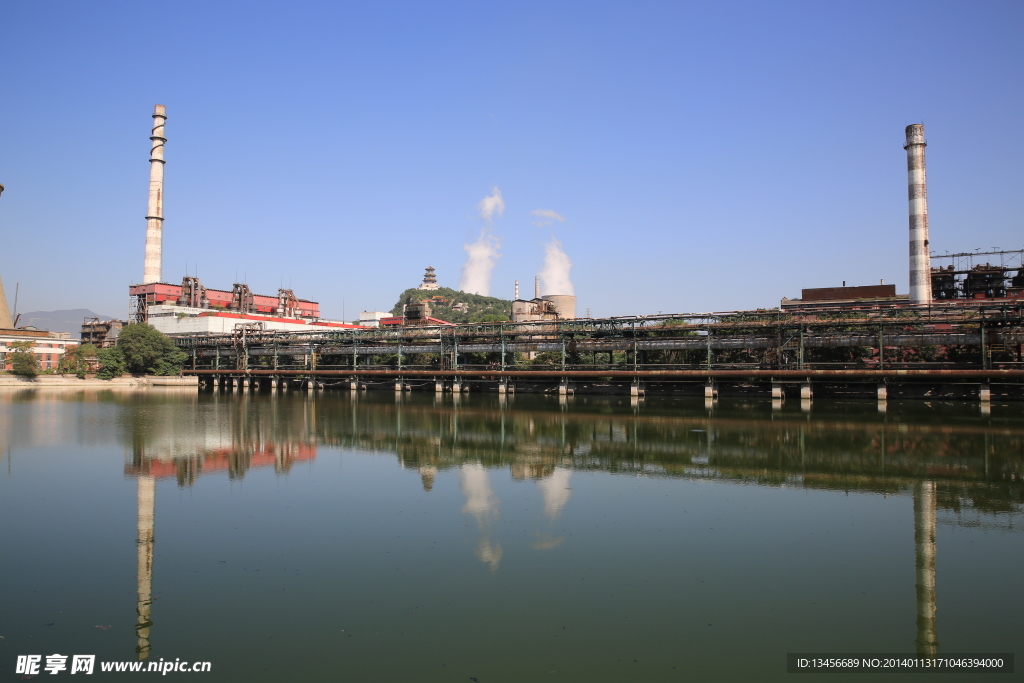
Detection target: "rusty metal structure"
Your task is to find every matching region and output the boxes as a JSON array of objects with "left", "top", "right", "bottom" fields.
[
  {"left": 930, "top": 248, "right": 1024, "bottom": 300},
  {"left": 173, "top": 303, "right": 1024, "bottom": 399}
]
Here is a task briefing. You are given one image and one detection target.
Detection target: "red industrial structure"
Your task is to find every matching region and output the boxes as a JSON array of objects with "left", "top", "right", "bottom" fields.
[{"left": 129, "top": 279, "right": 320, "bottom": 320}]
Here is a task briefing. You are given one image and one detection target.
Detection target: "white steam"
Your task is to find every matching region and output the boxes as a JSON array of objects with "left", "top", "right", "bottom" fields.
[
  {"left": 478, "top": 187, "right": 506, "bottom": 222},
  {"left": 459, "top": 187, "right": 505, "bottom": 295},
  {"left": 531, "top": 208, "right": 565, "bottom": 226},
  {"left": 539, "top": 236, "right": 574, "bottom": 296},
  {"left": 459, "top": 464, "right": 503, "bottom": 570}
]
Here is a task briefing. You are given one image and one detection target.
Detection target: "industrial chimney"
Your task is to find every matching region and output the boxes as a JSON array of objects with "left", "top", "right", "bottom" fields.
[
  {"left": 904, "top": 124, "right": 932, "bottom": 304},
  {"left": 143, "top": 105, "right": 167, "bottom": 284}
]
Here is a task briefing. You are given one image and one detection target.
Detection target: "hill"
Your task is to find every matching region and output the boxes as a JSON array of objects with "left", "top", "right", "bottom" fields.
[
  {"left": 16, "top": 309, "right": 113, "bottom": 334},
  {"left": 390, "top": 287, "right": 511, "bottom": 323}
]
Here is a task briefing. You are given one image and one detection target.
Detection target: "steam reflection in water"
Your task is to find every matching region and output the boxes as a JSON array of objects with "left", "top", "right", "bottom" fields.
[{"left": 1, "top": 388, "right": 1021, "bottom": 681}]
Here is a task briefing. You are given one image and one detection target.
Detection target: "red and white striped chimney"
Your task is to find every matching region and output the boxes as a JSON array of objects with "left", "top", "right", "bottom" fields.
[{"left": 904, "top": 124, "right": 932, "bottom": 304}]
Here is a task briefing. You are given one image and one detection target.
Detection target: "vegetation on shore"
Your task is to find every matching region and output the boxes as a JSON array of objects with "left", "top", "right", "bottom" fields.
[
  {"left": 390, "top": 286, "right": 512, "bottom": 324},
  {"left": 6, "top": 341, "right": 40, "bottom": 377}
]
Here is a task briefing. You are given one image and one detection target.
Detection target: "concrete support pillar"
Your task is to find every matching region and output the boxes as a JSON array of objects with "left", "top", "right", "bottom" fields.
[
  {"left": 630, "top": 382, "right": 644, "bottom": 397},
  {"left": 451, "top": 382, "right": 462, "bottom": 393},
  {"left": 395, "top": 381, "right": 403, "bottom": 392},
  {"left": 349, "top": 379, "right": 358, "bottom": 391},
  {"left": 800, "top": 381, "right": 813, "bottom": 400},
  {"left": 270, "top": 378, "right": 277, "bottom": 389},
  {"left": 877, "top": 383, "right": 888, "bottom": 401},
  {"left": 435, "top": 380, "right": 444, "bottom": 393},
  {"left": 558, "top": 383, "right": 573, "bottom": 395},
  {"left": 704, "top": 382, "right": 717, "bottom": 399},
  {"left": 498, "top": 381, "right": 508, "bottom": 394},
  {"left": 771, "top": 382, "right": 784, "bottom": 400},
  {"left": 979, "top": 384, "right": 991, "bottom": 402},
  {"left": 241, "top": 378, "right": 249, "bottom": 389}
]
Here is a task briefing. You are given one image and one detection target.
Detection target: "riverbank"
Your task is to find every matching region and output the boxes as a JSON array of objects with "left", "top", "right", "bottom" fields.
[{"left": 0, "top": 374, "right": 198, "bottom": 388}]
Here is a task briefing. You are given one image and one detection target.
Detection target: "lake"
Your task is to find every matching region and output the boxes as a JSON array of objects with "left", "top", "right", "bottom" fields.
[{"left": 1, "top": 388, "right": 1021, "bottom": 681}]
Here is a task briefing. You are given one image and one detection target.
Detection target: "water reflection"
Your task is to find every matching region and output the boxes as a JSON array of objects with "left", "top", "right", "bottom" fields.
[
  {"left": 914, "top": 481, "right": 938, "bottom": 656},
  {"left": 3, "top": 388, "right": 1023, "bottom": 659},
  {"left": 135, "top": 476, "right": 154, "bottom": 660},
  {"left": 459, "top": 464, "right": 502, "bottom": 570}
]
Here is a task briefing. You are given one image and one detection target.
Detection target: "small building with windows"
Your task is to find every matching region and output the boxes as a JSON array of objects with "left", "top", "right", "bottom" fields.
[{"left": 0, "top": 328, "right": 76, "bottom": 372}]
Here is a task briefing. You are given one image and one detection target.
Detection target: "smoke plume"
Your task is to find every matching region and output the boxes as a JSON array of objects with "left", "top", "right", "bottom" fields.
[
  {"left": 531, "top": 208, "right": 565, "bottom": 226},
  {"left": 539, "top": 236, "right": 574, "bottom": 296},
  {"left": 459, "top": 187, "right": 504, "bottom": 295},
  {"left": 478, "top": 187, "right": 505, "bottom": 222}
]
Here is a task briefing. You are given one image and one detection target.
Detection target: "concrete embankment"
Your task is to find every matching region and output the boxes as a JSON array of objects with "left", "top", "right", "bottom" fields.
[{"left": 0, "top": 375, "right": 198, "bottom": 388}]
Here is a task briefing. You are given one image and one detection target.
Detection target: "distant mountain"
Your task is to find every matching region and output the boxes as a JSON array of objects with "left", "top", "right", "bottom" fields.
[{"left": 16, "top": 309, "right": 113, "bottom": 335}]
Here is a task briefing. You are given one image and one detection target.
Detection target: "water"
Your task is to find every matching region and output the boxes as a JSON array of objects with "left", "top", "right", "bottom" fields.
[{"left": 1, "top": 388, "right": 1021, "bottom": 681}]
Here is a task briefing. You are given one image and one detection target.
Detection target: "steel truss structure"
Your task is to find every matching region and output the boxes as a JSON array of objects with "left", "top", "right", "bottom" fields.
[{"left": 174, "top": 304, "right": 1024, "bottom": 380}]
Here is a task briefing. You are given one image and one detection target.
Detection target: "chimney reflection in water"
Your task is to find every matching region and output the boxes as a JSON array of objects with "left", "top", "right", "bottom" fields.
[
  {"left": 136, "top": 475, "right": 155, "bottom": 660},
  {"left": 914, "top": 480, "right": 938, "bottom": 655}
]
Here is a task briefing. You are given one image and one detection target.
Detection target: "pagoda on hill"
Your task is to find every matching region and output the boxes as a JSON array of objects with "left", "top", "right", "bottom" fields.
[{"left": 418, "top": 266, "right": 440, "bottom": 291}]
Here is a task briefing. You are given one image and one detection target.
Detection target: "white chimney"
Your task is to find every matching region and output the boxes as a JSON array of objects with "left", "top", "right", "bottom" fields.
[{"left": 143, "top": 105, "right": 167, "bottom": 284}]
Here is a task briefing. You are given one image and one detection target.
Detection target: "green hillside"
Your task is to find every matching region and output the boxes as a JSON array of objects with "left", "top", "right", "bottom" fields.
[{"left": 390, "top": 287, "right": 511, "bottom": 323}]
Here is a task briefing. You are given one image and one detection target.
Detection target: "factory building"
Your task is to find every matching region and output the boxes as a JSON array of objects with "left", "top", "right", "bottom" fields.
[
  {"left": 511, "top": 277, "right": 576, "bottom": 323},
  {"left": 1, "top": 329, "right": 76, "bottom": 372},
  {"left": 80, "top": 318, "right": 124, "bottom": 347},
  {"left": 930, "top": 255, "right": 1024, "bottom": 301},
  {"left": 783, "top": 125, "right": 1023, "bottom": 312},
  {"left": 127, "top": 106, "right": 362, "bottom": 336},
  {"left": 380, "top": 300, "right": 454, "bottom": 327},
  {"left": 131, "top": 277, "right": 363, "bottom": 335}
]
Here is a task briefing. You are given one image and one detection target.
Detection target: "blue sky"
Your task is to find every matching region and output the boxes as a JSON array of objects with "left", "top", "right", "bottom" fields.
[{"left": 1, "top": 0, "right": 1021, "bottom": 320}]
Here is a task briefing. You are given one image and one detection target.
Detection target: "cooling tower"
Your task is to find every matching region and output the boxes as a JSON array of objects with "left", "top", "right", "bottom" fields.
[{"left": 542, "top": 295, "right": 576, "bottom": 320}]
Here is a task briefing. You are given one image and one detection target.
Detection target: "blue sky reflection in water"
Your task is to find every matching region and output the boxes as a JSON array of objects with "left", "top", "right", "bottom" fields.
[{"left": 0, "top": 389, "right": 1022, "bottom": 681}]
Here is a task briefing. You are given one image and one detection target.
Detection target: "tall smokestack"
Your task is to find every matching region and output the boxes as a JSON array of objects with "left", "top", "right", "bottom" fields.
[
  {"left": 905, "top": 124, "right": 932, "bottom": 304},
  {"left": 143, "top": 105, "right": 167, "bottom": 284},
  {"left": 534, "top": 276, "right": 540, "bottom": 299},
  {"left": 514, "top": 280, "right": 519, "bottom": 300}
]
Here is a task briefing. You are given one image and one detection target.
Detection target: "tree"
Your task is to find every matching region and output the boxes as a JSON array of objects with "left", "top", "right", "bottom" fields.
[
  {"left": 7, "top": 341, "right": 39, "bottom": 377},
  {"left": 116, "top": 323, "right": 188, "bottom": 375},
  {"left": 96, "top": 347, "right": 126, "bottom": 379},
  {"left": 389, "top": 286, "right": 512, "bottom": 324},
  {"left": 58, "top": 343, "right": 98, "bottom": 378}
]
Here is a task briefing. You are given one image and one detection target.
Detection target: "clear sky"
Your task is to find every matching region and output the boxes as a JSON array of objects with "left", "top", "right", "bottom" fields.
[{"left": 1, "top": 0, "right": 1021, "bottom": 321}]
